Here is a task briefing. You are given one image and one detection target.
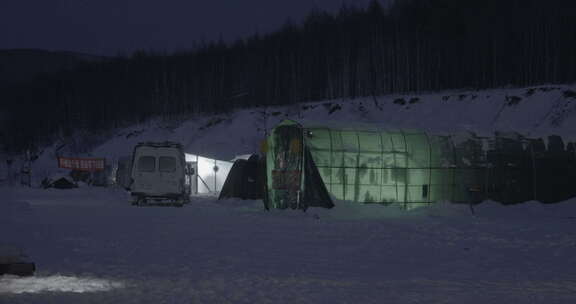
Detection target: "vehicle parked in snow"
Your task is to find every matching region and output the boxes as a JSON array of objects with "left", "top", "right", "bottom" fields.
[{"left": 129, "top": 142, "right": 193, "bottom": 206}]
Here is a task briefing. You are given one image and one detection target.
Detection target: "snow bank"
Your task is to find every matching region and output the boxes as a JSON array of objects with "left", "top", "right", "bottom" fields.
[
  {"left": 0, "top": 275, "right": 124, "bottom": 294},
  {"left": 473, "top": 198, "right": 576, "bottom": 220},
  {"left": 314, "top": 199, "right": 408, "bottom": 220}
]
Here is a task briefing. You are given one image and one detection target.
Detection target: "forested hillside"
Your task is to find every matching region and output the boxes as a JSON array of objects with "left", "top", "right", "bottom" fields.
[
  {"left": 0, "top": 49, "right": 105, "bottom": 86},
  {"left": 2, "top": 0, "right": 576, "bottom": 154}
]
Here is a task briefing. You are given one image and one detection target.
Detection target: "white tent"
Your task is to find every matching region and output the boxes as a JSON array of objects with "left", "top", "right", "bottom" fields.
[{"left": 185, "top": 153, "right": 233, "bottom": 195}]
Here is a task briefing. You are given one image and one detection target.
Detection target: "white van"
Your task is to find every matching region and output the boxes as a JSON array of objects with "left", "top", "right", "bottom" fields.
[{"left": 129, "top": 142, "right": 192, "bottom": 206}]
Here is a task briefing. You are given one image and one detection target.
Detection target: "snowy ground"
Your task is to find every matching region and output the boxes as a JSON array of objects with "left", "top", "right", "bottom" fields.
[
  {"left": 2, "top": 185, "right": 576, "bottom": 304},
  {"left": 3, "top": 84, "right": 576, "bottom": 303}
]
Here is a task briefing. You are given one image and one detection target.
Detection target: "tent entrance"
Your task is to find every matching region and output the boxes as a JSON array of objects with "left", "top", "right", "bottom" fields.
[
  {"left": 271, "top": 125, "right": 304, "bottom": 209},
  {"left": 185, "top": 161, "right": 198, "bottom": 195}
]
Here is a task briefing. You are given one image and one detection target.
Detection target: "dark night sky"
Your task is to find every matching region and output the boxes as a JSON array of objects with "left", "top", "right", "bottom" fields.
[{"left": 0, "top": 0, "right": 381, "bottom": 56}]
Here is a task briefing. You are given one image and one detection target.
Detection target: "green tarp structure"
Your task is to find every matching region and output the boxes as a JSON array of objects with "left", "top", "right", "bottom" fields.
[
  {"left": 265, "top": 120, "right": 470, "bottom": 210},
  {"left": 264, "top": 120, "right": 576, "bottom": 210}
]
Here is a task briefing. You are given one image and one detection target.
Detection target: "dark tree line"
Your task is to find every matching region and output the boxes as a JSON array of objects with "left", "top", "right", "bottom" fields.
[{"left": 3, "top": 0, "right": 576, "bottom": 154}]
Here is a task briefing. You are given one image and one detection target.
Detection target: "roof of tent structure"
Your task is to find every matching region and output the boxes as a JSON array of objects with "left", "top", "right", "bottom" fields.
[{"left": 275, "top": 119, "right": 427, "bottom": 135}]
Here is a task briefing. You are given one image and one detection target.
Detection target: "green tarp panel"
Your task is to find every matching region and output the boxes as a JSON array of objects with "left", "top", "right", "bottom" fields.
[{"left": 304, "top": 126, "right": 445, "bottom": 209}]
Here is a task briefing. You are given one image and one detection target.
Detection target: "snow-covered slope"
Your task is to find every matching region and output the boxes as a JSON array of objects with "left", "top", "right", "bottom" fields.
[{"left": 14, "top": 83, "right": 576, "bottom": 185}]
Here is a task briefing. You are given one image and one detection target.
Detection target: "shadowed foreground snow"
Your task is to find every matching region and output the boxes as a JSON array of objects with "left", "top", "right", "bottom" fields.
[{"left": 1, "top": 186, "right": 576, "bottom": 303}]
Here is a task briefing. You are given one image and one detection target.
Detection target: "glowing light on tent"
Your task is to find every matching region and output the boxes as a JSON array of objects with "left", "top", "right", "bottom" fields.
[
  {"left": 185, "top": 153, "right": 233, "bottom": 194},
  {"left": 0, "top": 275, "right": 124, "bottom": 294}
]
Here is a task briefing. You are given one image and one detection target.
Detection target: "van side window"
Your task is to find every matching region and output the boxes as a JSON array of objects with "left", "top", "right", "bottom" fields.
[
  {"left": 159, "top": 156, "right": 177, "bottom": 172},
  {"left": 138, "top": 156, "right": 155, "bottom": 172}
]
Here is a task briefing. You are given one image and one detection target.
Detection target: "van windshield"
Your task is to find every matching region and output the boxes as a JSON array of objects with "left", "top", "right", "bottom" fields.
[
  {"left": 138, "top": 156, "right": 155, "bottom": 172},
  {"left": 159, "top": 156, "right": 177, "bottom": 172}
]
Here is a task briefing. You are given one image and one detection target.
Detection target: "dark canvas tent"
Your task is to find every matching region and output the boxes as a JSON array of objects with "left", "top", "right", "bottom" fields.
[
  {"left": 51, "top": 177, "right": 77, "bottom": 189},
  {"left": 42, "top": 175, "right": 77, "bottom": 189},
  {"left": 218, "top": 155, "right": 265, "bottom": 200}
]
